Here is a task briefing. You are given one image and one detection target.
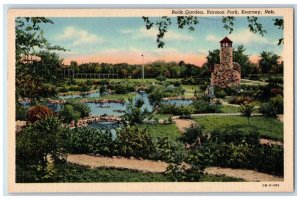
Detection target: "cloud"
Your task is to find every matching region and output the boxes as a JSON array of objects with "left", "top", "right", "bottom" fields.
[
  {"left": 205, "top": 35, "right": 219, "bottom": 42},
  {"left": 135, "top": 28, "right": 194, "bottom": 41},
  {"left": 205, "top": 29, "right": 274, "bottom": 45},
  {"left": 56, "top": 26, "right": 104, "bottom": 48},
  {"left": 120, "top": 29, "right": 134, "bottom": 34}
]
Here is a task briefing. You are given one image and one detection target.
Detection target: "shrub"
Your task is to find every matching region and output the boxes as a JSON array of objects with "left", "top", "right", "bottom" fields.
[
  {"left": 198, "top": 141, "right": 283, "bottom": 176},
  {"left": 151, "top": 137, "right": 186, "bottom": 163},
  {"left": 252, "top": 144, "right": 283, "bottom": 175},
  {"left": 210, "top": 125, "right": 260, "bottom": 145},
  {"left": 16, "top": 103, "right": 28, "bottom": 120},
  {"left": 271, "top": 88, "right": 283, "bottom": 96},
  {"left": 79, "top": 83, "right": 91, "bottom": 96},
  {"left": 58, "top": 104, "right": 81, "bottom": 124},
  {"left": 270, "top": 95, "right": 283, "bottom": 114},
  {"left": 99, "top": 85, "right": 106, "bottom": 95},
  {"left": 115, "top": 126, "right": 154, "bottom": 159},
  {"left": 164, "top": 164, "right": 204, "bottom": 182},
  {"left": 269, "top": 76, "right": 283, "bottom": 86},
  {"left": 66, "top": 127, "right": 114, "bottom": 156},
  {"left": 16, "top": 116, "right": 68, "bottom": 176},
  {"left": 68, "top": 86, "right": 79, "bottom": 91},
  {"left": 70, "top": 102, "right": 91, "bottom": 118},
  {"left": 228, "top": 96, "right": 253, "bottom": 105},
  {"left": 58, "top": 87, "right": 69, "bottom": 93},
  {"left": 192, "top": 99, "right": 221, "bottom": 113},
  {"left": 86, "top": 80, "right": 94, "bottom": 86},
  {"left": 239, "top": 103, "right": 255, "bottom": 125},
  {"left": 165, "top": 150, "right": 207, "bottom": 182},
  {"left": 180, "top": 125, "right": 208, "bottom": 146},
  {"left": 156, "top": 75, "right": 166, "bottom": 81},
  {"left": 114, "top": 83, "right": 135, "bottom": 94},
  {"left": 123, "top": 99, "right": 152, "bottom": 125},
  {"left": 159, "top": 104, "right": 194, "bottom": 117},
  {"left": 27, "top": 105, "right": 54, "bottom": 123},
  {"left": 260, "top": 102, "right": 278, "bottom": 117},
  {"left": 67, "top": 78, "right": 77, "bottom": 85}
]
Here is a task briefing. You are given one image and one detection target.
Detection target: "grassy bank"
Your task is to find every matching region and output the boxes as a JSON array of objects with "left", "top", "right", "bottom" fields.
[
  {"left": 141, "top": 123, "right": 181, "bottom": 141},
  {"left": 194, "top": 115, "right": 283, "bottom": 141},
  {"left": 16, "top": 163, "right": 244, "bottom": 183}
]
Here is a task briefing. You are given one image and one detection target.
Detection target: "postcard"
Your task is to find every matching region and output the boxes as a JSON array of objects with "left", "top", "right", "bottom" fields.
[{"left": 7, "top": 7, "right": 294, "bottom": 193}]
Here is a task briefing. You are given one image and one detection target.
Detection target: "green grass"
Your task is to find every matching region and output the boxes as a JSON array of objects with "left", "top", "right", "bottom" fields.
[
  {"left": 220, "top": 105, "right": 240, "bottom": 113},
  {"left": 16, "top": 163, "right": 244, "bottom": 183},
  {"left": 240, "top": 79, "right": 268, "bottom": 86},
  {"left": 74, "top": 78, "right": 181, "bottom": 83},
  {"left": 193, "top": 115, "right": 283, "bottom": 141},
  {"left": 141, "top": 123, "right": 181, "bottom": 141},
  {"left": 152, "top": 113, "right": 172, "bottom": 120},
  {"left": 182, "top": 85, "right": 199, "bottom": 97},
  {"left": 200, "top": 174, "right": 244, "bottom": 182}
]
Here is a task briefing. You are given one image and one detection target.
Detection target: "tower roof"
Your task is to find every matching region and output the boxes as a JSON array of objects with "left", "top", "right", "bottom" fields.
[{"left": 220, "top": 36, "right": 233, "bottom": 43}]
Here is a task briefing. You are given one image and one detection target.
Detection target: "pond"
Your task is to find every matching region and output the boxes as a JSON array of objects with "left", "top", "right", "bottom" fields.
[
  {"left": 89, "top": 121, "right": 121, "bottom": 139},
  {"left": 20, "top": 91, "right": 193, "bottom": 118},
  {"left": 161, "top": 99, "right": 193, "bottom": 106}
]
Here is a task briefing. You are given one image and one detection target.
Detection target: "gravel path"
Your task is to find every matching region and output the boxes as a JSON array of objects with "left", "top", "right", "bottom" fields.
[
  {"left": 67, "top": 154, "right": 168, "bottom": 173},
  {"left": 174, "top": 119, "right": 196, "bottom": 133},
  {"left": 67, "top": 154, "right": 283, "bottom": 182},
  {"left": 204, "top": 167, "right": 283, "bottom": 182}
]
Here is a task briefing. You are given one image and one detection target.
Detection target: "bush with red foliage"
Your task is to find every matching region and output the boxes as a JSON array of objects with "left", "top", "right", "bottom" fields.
[{"left": 26, "top": 105, "right": 54, "bottom": 123}]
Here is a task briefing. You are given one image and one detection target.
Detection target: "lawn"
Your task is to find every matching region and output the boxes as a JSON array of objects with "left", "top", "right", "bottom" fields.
[
  {"left": 193, "top": 115, "right": 283, "bottom": 141},
  {"left": 220, "top": 105, "right": 240, "bottom": 113},
  {"left": 16, "top": 163, "right": 244, "bottom": 183},
  {"left": 152, "top": 113, "right": 172, "bottom": 120},
  {"left": 182, "top": 85, "right": 199, "bottom": 97},
  {"left": 240, "top": 79, "right": 268, "bottom": 86},
  {"left": 141, "top": 123, "right": 181, "bottom": 141},
  {"left": 74, "top": 78, "right": 181, "bottom": 83}
]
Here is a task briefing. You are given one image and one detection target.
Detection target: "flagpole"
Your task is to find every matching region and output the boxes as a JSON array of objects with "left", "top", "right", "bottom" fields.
[{"left": 142, "top": 54, "right": 144, "bottom": 80}]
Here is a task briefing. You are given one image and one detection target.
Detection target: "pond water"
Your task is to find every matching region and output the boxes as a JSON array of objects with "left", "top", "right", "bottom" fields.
[
  {"left": 86, "top": 102, "right": 127, "bottom": 116},
  {"left": 88, "top": 121, "right": 121, "bottom": 139},
  {"left": 18, "top": 92, "right": 195, "bottom": 134},
  {"left": 161, "top": 99, "right": 193, "bottom": 106},
  {"left": 20, "top": 92, "right": 193, "bottom": 117}
]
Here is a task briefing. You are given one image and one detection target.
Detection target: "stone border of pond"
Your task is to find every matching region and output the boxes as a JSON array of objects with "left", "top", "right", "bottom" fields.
[
  {"left": 66, "top": 115, "right": 122, "bottom": 128},
  {"left": 162, "top": 96, "right": 196, "bottom": 101},
  {"left": 79, "top": 99, "right": 125, "bottom": 104}
]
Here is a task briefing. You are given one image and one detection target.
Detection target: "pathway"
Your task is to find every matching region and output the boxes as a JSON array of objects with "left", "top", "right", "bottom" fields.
[
  {"left": 67, "top": 154, "right": 168, "bottom": 173},
  {"left": 172, "top": 113, "right": 262, "bottom": 119},
  {"left": 204, "top": 167, "right": 283, "bottom": 182},
  {"left": 67, "top": 154, "right": 283, "bottom": 182},
  {"left": 174, "top": 119, "right": 196, "bottom": 133}
]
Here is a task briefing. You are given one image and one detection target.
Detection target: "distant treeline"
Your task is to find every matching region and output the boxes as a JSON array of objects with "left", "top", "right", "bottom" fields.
[{"left": 68, "top": 60, "right": 209, "bottom": 79}]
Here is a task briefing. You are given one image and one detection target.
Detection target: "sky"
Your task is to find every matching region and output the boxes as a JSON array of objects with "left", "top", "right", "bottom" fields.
[{"left": 38, "top": 16, "right": 283, "bottom": 66}]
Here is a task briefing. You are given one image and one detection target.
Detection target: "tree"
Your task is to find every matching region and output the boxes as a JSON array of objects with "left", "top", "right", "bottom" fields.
[
  {"left": 239, "top": 103, "right": 255, "bottom": 125},
  {"left": 15, "top": 17, "right": 65, "bottom": 101},
  {"left": 233, "top": 45, "right": 252, "bottom": 77},
  {"left": 205, "top": 49, "right": 220, "bottom": 72},
  {"left": 58, "top": 104, "right": 81, "bottom": 124},
  {"left": 16, "top": 116, "right": 68, "bottom": 178},
  {"left": 142, "top": 16, "right": 283, "bottom": 48},
  {"left": 123, "top": 98, "right": 152, "bottom": 125},
  {"left": 205, "top": 46, "right": 252, "bottom": 77},
  {"left": 258, "top": 51, "right": 280, "bottom": 82}
]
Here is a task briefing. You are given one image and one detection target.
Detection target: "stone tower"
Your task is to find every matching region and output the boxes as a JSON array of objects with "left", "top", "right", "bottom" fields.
[
  {"left": 211, "top": 37, "right": 241, "bottom": 88},
  {"left": 220, "top": 37, "right": 233, "bottom": 66}
]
